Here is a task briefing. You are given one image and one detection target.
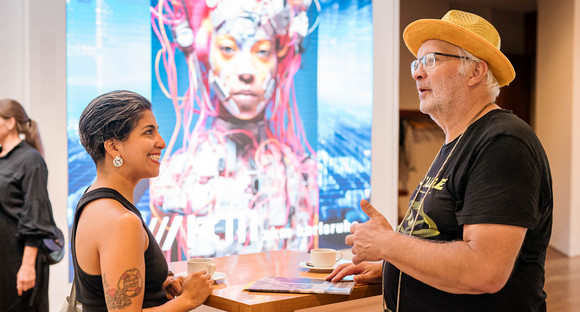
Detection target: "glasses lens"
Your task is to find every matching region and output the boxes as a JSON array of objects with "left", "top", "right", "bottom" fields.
[
  {"left": 411, "top": 60, "right": 419, "bottom": 74},
  {"left": 424, "top": 54, "right": 436, "bottom": 69}
]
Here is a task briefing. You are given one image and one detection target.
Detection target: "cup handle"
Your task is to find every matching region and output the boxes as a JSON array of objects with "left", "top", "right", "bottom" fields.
[
  {"left": 208, "top": 263, "right": 216, "bottom": 277},
  {"left": 336, "top": 251, "right": 343, "bottom": 262}
]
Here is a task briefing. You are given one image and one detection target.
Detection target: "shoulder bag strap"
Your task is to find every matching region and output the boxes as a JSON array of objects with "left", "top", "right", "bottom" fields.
[{"left": 64, "top": 279, "right": 79, "bottom": 312}]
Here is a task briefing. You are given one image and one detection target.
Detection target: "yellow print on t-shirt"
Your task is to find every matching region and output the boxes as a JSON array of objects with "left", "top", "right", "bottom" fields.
[
  {"left": 418, "top": 176, "right": 448, "bottom": 192},
  {"left": 397, "top": 200, "right": 440, "bottom": 238},
  {"left": 397, "top": 176, "right": 447, "bottom": 237}
]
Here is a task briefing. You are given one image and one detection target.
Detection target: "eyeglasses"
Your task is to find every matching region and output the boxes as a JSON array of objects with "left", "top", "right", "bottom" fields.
[{"left": 411, "top": 52, "right": 468, "bottom": 75}]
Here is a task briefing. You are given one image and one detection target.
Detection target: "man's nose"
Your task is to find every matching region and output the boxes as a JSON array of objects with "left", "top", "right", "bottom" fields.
[{"left": 412, "top": 63, "right": 426, "bottom": 80}]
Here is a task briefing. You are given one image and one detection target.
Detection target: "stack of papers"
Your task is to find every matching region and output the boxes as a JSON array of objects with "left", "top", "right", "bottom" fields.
[{"left": 248, "top": 277, "right": 355, "bottom": 295}]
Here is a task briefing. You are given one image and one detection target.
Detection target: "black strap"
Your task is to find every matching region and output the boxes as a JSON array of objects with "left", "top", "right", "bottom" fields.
[{"left": 71, "top": 188, "right": 139, "bottom": 268}]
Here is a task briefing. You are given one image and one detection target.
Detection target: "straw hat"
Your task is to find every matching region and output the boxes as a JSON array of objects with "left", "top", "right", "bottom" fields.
[{"left": 403, "top": 10, "right": 515, "bottom": 87}]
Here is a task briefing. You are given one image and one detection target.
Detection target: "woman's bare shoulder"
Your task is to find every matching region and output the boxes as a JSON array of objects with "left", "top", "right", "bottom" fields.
[{"left": 78, "top": 198, "right": 143, "bottom": 237}]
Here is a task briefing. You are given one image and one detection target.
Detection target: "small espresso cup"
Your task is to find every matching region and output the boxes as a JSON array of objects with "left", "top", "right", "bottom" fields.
[
  {"left": 310, "top": 248, "right": 343, "bottom": 268},
  {"left": 187, "top": 258, "right": 216, "bottom": 276}
]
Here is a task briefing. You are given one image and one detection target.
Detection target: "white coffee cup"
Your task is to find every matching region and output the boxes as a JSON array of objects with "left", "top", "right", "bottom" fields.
[
  {"left": 187, "top": 258, "right": 216, "bottom": 276},
  {"left": 310, "top": 248, "right": 343, "bottom": 268}
]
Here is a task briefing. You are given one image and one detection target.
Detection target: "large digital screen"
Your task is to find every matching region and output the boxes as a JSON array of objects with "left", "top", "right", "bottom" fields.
[{"left": 67, "top": 0, "right": 372, "bottom": 266}]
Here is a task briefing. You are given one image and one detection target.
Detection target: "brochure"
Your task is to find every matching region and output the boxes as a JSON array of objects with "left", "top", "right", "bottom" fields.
[{"left": 248, "top": 277, "right": 355, "bottom": 295}]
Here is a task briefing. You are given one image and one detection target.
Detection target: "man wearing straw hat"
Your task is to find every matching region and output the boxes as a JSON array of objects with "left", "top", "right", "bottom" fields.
[{"left": 327, "top": 10, "right": 553, "bottom": 312}]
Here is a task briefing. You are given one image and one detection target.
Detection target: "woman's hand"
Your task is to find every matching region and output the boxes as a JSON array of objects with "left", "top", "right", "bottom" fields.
[
  {"left": 179, "top": 271, "right": 214, "bottom": 308},
  {"left": 16, "top": 263, "right": 36, "bottom": 295},
  {"left": 163, "top": 275, "right": 185, "bottom": 299},
  {"left": 17, "top": 246, "right": 38, "bottom": 295}
]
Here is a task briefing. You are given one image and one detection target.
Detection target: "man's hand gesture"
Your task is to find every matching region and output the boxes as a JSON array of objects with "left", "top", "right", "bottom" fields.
[{"left": 345, "top": 199, "right": 394, "bottom": 264}]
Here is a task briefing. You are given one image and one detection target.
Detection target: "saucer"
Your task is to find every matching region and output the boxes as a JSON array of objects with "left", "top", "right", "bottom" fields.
[
  {"left": 212, "top": 272, "right": 227, "bottom": 283},
  {"left": 298, "top": 259, "right": 351, "bottom": 273}
]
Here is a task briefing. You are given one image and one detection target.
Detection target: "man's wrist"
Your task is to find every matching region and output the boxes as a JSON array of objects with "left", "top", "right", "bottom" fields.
[{"left": 380, "top": 230, "right": 398, "bottom": 262}]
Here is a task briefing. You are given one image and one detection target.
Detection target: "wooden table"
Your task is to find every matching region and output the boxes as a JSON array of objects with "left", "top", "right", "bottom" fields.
[{"left": 168, "top": 250, "right": 381, "bottom": 312}]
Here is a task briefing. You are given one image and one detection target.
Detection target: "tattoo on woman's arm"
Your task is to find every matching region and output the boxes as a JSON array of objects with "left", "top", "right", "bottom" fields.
[{"left": 103, "top": 268, "right": 143, "bottom": 310}]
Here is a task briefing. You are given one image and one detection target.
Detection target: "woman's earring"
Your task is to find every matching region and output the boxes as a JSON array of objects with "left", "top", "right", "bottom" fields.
[{"left": 113, "top": 156, "right": 123, "bottom": 167}]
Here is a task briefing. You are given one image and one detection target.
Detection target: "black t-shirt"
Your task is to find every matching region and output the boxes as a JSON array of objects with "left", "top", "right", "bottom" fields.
[{"left": 384, "top": 110, "right": 553, "bottom": 312}]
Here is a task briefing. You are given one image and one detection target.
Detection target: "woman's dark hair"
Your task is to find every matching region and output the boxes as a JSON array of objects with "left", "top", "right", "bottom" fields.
[
  {"left": 79, "top": 90, "right": 152, "bottom": 164},
  {"left": 0, "top": 99, "right": 44, "bottom": 156}
]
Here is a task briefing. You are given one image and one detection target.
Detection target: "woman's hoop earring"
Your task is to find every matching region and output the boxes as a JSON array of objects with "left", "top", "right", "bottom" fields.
[{"left": 113, "top": 156, "right": 123, "bottom": 167}]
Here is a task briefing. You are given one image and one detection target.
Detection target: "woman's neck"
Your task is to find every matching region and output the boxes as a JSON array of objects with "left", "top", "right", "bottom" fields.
[
  {"left": 0, "top": 134, "right": 22, "bottom": 157},
  {"left": 90, "top": 171, "right": 137, "bottom": 204}
]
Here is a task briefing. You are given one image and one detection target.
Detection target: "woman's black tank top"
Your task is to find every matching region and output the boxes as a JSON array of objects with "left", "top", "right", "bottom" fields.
[{"left": 71, "top": 188, "right": 168, "bottom": 311}]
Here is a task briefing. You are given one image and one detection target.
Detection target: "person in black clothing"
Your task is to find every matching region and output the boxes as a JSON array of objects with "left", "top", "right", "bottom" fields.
[
  {"left": 327, "top": 10, "right": 553, "bottom": 312},
  {"left": 73, "top": 90, "right": 213, "bottom": 311},
  {"left": 0, "top": 99, "right": 55, "bottom": 311}
]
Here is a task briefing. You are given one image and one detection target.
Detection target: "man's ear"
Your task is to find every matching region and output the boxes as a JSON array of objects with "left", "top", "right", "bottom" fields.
[{"left": 467, "top": 61, "right": 488, "bottom": 87}]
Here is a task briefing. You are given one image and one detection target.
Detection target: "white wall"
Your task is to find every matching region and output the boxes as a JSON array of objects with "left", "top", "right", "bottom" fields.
[
  {"left": 372, "top": 0, "right": 400, "bottom": 225},
  {"left": 28, "top": 0, "right": 69, "bottom": 308},
  {"left": 536, "top": 0, "right": 580, "bottom": 257},
  {"left": 0, "top": 0, "right": 25, "bottom": 101}
]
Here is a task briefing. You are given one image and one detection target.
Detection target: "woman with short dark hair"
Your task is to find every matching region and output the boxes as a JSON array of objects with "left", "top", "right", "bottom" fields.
[{"left": 72, "top": 90, "right": 213, "bottom": 311}]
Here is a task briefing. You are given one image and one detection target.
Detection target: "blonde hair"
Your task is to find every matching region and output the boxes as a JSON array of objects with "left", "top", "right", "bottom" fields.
[{"left": 0, "top": 99, "right": 44, "bottom": 156}]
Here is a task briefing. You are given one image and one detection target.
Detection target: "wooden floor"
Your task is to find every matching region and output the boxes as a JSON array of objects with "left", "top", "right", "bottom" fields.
[{"left": 545, "top": 247, "right": 580, "bottom": 312}]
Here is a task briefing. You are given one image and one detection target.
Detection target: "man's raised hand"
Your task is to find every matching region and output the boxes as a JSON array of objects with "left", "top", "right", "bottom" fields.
[{"left": 345, "top": 199, "right": 394, "bottom": 264}]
